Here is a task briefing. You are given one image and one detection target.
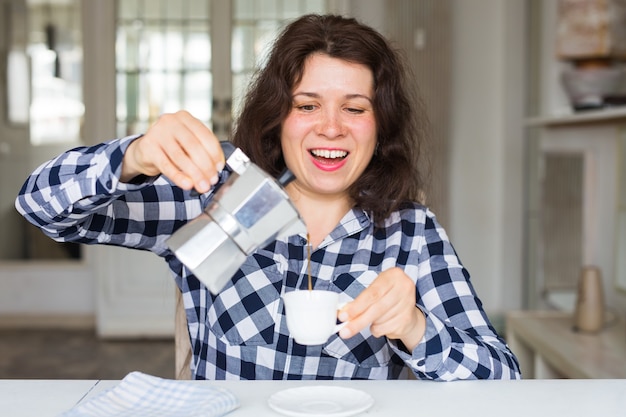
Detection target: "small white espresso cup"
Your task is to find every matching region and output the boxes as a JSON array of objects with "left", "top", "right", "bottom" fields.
[{"left": 282, "top": 290, "right": 347, "bottom": 345}]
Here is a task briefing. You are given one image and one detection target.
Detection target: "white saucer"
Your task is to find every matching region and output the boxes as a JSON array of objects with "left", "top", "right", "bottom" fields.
[{"left": 267, "top": 385, "right": 374, "bottom": 417}]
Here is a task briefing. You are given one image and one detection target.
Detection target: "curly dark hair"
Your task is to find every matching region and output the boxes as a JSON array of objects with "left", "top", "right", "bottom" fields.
[{"left": 232, "top": 14, "right": 430, "bottom": 223}]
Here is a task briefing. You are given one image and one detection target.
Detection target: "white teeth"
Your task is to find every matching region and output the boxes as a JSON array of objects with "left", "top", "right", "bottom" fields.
[{"left": 311, "top": 149, "right": 348, "bottom": 159}]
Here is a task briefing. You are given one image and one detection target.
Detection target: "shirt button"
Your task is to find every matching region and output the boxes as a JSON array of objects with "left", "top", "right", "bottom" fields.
[{"left": 417, "top": 359, "right": 425, "bottom": 367}]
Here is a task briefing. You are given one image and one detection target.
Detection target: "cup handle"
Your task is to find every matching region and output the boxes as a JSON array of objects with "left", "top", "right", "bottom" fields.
[
  {"left": 334, "top": 301, "right": 349, "bottom": 334},
  {"left": 333, "top": 321, "right": 348, "bottom": 334}
]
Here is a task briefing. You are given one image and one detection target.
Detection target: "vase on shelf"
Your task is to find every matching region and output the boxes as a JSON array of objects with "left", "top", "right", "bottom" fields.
[
  {"left": 573, "top": 265, "right": 605, "bottom": 333},
  {"left": 560, "top": 59, "right": 626, "bottom": 111},
  {"left": 556, "top": 0, "right": 626, "bottom": 111}
]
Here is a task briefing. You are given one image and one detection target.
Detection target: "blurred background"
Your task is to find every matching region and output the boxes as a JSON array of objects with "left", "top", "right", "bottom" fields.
[{"left": 0, "top": 0, "right": 625, "bottom": 379}]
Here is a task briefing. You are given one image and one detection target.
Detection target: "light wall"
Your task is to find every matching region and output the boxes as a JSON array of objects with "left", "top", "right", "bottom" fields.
[{"left": 449, "top": 0, "right": 526, "bottom": 316}]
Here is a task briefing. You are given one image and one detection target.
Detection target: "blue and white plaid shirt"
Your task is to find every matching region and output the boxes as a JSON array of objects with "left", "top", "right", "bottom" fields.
[{"left": 15, "top": 135, "right": 521, "bottom": 381}]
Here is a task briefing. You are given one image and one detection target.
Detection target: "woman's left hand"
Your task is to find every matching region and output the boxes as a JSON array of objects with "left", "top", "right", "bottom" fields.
[{"left": 338, "top": 267, "right": 426, "bottom": 351}]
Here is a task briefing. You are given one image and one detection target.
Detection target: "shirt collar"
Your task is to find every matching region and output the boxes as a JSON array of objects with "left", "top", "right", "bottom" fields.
[{"left": 317, "top": 207, "right": 371, "bottom": 249}]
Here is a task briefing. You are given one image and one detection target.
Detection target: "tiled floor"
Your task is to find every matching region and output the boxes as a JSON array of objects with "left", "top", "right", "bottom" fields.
[{"left": 0, "top": 329, "right": 174, "bottom": 380}]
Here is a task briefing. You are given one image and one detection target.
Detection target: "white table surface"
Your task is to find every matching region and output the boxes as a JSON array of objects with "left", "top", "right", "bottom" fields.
[{"left": 2, "top": 378, "right": 625, "bottom": 417}]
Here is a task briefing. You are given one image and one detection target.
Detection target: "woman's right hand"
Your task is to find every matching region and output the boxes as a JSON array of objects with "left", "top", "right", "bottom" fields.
[{"left": 121, "top": 110, "right": 225, "bottom": 194}]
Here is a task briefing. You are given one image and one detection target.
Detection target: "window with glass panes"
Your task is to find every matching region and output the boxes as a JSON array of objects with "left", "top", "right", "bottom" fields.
[
  {"left": 116, "top": 0, "right": 326, "bottom": 137},
  {"left": 116, "top": 0, "right": 211, "bottom": 137}
]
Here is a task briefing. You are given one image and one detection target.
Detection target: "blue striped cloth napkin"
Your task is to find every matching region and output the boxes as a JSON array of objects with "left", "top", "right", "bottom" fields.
[{"left": 58, "top": 371, "right": 240, "bottom": 417}]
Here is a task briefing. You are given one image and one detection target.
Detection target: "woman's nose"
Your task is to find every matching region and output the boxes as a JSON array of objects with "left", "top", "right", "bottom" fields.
[{"left": 316, "top": 109, "right": 345, "bottom": 138}]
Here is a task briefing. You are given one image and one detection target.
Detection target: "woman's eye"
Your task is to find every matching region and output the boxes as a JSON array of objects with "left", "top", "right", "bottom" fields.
[
  {"left": 297, "top": 104, "right": 316, "bottom": 111},
  {"left": 346, "top": 107, "right": 365, "bottom": 114}
]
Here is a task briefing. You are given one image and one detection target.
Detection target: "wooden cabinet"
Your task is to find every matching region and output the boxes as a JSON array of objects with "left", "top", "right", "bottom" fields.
[{"left": 506, "top": 310, "right": 626, "bottom": 379}]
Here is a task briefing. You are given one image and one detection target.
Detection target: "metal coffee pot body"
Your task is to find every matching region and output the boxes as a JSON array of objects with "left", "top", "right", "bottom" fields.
[{"left": 166, "top": 142, "right": 306, "bottom": 294}]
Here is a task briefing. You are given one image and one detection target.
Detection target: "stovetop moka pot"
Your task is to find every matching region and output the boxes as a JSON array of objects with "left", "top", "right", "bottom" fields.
[{"left": 167, "top": 142, "right": 306, "bottom": 293}]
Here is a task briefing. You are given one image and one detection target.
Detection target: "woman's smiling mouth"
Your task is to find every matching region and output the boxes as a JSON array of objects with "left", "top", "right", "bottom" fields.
[
  {"left": 309, "top": 148, "right": 349, "bottom": 171},
  {"left": 310, "top": 148, "right": 348, "bottom": 159}
]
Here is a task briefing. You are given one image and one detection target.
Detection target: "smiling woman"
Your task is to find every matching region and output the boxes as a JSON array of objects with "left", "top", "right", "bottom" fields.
[{"left": 15, "top": 13, "right": 521, "bottom": 381}]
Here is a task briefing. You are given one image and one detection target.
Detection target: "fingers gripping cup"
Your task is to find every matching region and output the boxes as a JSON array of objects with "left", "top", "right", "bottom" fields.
[{"left": 282, "top": 290, "right": 347, "bottom": 345}]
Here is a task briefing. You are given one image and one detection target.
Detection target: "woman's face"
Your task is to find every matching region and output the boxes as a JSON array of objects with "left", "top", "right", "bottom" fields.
[{"left": 281, "top": 53, "right": 377, "bottom": 202}]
